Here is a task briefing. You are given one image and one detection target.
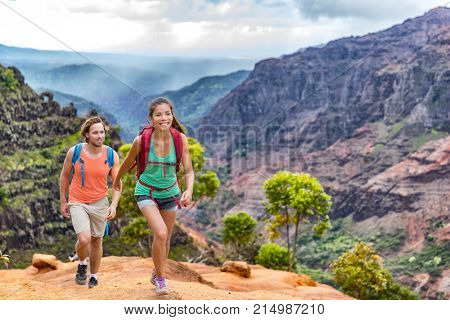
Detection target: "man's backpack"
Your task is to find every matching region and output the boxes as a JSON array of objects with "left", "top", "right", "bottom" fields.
[{"left": 71, "top": 143, "right": 115, "bottom": 187}]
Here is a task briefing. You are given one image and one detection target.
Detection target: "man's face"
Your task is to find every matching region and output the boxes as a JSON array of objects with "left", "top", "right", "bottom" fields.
[{"left": 86, "top": 123, "right": 105, "bottom": 147}]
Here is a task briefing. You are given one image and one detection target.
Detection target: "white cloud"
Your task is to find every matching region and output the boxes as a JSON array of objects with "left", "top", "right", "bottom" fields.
[
  {"left": 0, "top": 0, "right": 445, "bottom": 58},
  {"left": 0, "top": 0, "right": 145, "bottom": 51},
  {"left": 293, "top": 0, "right": 444, "bottom": 20}
]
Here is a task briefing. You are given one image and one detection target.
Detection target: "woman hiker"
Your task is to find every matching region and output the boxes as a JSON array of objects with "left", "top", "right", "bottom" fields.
[{"left": 113, "top": 97, "right": 194, "bottom": 295}]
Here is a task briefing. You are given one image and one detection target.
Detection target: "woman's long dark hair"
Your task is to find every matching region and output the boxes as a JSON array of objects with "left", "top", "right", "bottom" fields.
[{"left": 149, "top": 97, "right": 185, "bottom": 134}]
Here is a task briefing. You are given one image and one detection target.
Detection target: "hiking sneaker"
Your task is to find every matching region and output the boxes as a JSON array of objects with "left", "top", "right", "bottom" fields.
[
  {"left": 150, "top": 269, "right": 157, "bottom": 286},
  {"left": 75, "top": 264, "right": 88, "bottom": 285},
  {"left": 88, "top": 276, "right": 98, "bottom": 288},
  {"left": 154, "top": 276, "right": 169, "bottom": 295}
]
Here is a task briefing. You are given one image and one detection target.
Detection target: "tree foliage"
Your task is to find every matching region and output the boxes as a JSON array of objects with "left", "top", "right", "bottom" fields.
[
  {"left": 0, "top": 250, "right": 11, "bottom": 268},
  {"left": 255, "top": 243, "right": 290, "bottom": 271},
  {"left": 121, "top": 217, "right": 151, "bottom": 246},
  {"left": 331, "top": 242, "right": 418, "bottom": 300},
  {"left": 0, "top": 68, "right": 19, "bottom": 92},
  {"left": 263, "top": 171, "right": 332, "bottom": 271},
  {"left": 222, "top": 211, "right": 257, "bottom": 259},
  {"left": 180, "top": 137, "right": 220, "bottom": 204}
]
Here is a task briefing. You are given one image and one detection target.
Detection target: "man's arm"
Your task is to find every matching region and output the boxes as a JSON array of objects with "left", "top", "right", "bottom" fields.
[
  {"left": 59, "top": 147, "right": 74, "bottom": 218},
  {"left": 108, "top": 151, "right": 121, "bottom": 220}
]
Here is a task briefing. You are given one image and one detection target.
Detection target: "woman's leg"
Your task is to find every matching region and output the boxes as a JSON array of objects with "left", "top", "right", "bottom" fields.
[
  {"left": 140, "top": 205, "right": 168, "bottom": 277},
  {"left": 159, "top": 209, "right": 177, "bottom": 260}
]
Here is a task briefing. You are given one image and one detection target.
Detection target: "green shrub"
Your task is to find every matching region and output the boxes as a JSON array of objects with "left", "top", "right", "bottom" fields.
[
  {"left": 331, "top": 242, "right": 418, "bottom": 300},
  {"left": 0, "top": 68, "right": 19, "bottom": 92},
  {"left": 222, "top": 211, "right": 257, "bottom": 259},
  {"left": 121, "top": 217, "right": 151, "bottom": 246},
  {"left": 0, "top": 250, "right": 11, "bottom": 267},
  {"left": 255, "top": 243, "right": 290, "bottom": 271}
]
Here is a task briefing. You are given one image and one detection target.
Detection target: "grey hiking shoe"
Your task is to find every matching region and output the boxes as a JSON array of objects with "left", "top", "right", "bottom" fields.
[
  {"left": 75, "top": 264, "right": 88, "bottom": 285},
  {"left": 88, "top": 276, "right": 98, "bottom": 288}
]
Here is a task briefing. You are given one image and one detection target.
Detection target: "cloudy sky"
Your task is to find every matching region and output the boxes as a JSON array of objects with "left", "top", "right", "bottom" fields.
[{"left": 0, "top": 0, "right": 445, "bottom": 58}]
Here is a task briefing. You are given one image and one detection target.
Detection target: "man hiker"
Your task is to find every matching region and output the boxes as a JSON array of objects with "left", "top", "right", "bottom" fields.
[{"left": 59, "top": 116, "right": 121, "bottom": 288}]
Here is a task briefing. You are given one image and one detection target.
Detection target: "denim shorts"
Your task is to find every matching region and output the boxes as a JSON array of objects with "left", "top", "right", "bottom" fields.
[{"left": 135, "top": 193, "right": 181, "bottom": 211}]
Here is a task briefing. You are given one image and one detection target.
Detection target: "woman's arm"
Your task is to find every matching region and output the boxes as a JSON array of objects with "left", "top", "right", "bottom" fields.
[
  {"left": 180, "top": 134, "right": 194, "bottom": 207},
  {"left": 113, "top": 136, "right": 140, "bottom": 191},
  {"left": 108, "top": 151, "right": 121, "bottom": 220}
]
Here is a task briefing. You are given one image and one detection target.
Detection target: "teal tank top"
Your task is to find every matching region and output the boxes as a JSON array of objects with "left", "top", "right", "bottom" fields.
[{"left": 134, "top": 136, "right": 180, "bottom": 198}]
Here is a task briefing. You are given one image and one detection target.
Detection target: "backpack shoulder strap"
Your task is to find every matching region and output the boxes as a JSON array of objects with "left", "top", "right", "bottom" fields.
[
  {"left": 72, "top": 143, "right": 82, "bottom": 166},
  {"left": 71, "top": 143, "right": 86, "bottom": 187},
  {"left": 170, "top": 128, "right": 183, "bottom": 172},
  {"left": 106, "top": 146, "right": 114, "bottom": 169},
  {"left": 137, "top": 125, "right": 154, "bottom": 178}
]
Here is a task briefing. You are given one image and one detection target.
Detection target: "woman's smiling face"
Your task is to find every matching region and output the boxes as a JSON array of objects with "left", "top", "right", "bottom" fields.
[{"left": 151, "top": 103, "right": 173, "bottom": 131}]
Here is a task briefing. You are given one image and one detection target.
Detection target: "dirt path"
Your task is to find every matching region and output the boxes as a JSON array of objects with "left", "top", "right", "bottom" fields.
[{"left": 0, "top": 256, "right": 351, "bottom": 300}]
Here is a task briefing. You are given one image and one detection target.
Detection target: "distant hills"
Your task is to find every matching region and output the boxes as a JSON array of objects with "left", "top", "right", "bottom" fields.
[
  {"left": 0, "top": 43, "right": 257, "bottom": 90},
  {"left": 0, "top": 43, "right": 257, "bottom": 140},
  {"left": 36, "top": 88, "right": 118, "bottom": 125},
  {"left": 128, "top": 70, "right": 251, "bottom": 135}
]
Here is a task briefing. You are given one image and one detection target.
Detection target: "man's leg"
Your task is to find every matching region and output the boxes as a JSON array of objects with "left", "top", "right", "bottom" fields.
[
  {"left": 89, "top": 236, "right": 103, "bottom": 274},
  {"left": 74, "top": 231, "right": 91, "bottom": 285},
  {"left": 76, "top": 231, "right": 91, "bottom": 261},
  {"left": 85, "top": 196, "right": 110, "bottom": 288}
]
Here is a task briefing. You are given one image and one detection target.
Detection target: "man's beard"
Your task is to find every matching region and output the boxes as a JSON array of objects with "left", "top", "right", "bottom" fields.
[{"left": 90, "top": 139, "right": 103, "bottom": 147}]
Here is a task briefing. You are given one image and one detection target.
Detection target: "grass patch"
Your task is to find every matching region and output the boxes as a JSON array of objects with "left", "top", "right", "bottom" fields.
[
  {"left": 385, "top": 242, "right": 450, "bottom": 277},
  {"left": 411, "top": 129, "right": 448, "bottom": 151},
  {"left": 387, "top": 119, "right": 407, "bottom": 139},
  {"left": 372, "top": 143, "right": 385, "bottom": 155}
]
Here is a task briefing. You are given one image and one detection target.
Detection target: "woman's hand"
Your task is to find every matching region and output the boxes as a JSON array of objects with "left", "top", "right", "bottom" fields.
[{"left": 180, "top": 190, "right": 192, "bottom": 207}]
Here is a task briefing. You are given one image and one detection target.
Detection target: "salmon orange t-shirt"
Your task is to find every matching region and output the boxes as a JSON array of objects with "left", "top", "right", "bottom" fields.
[{"left": 68, "top": 145, "right": 110, "bottom": 203}]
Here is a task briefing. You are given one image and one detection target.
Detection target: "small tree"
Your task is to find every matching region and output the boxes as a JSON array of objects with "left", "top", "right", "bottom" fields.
[
  {"left": 222, "top": 211, "right": 257, "bottom": 260},
  {"left": 331, "top": 242, "right": 418, "bottom": 300},
  {"left": 255, "top": 243, "right": 290, "bottom": 271},
  {"left": 263, "top": 171, "right": 332, "bottom": 271}
]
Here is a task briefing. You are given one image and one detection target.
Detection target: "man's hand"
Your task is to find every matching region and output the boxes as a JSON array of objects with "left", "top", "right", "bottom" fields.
[
  {"left": 107, "top": 205, "right": 117, "bottom": 221},
  {"left": 113, "top": 178, "right": 121, "bottom": 192},
  {"left": 61, "top": 202, "right": 70, "bottom": 218},
  {"left": 180, "top": 190, "right": 192, "bottom": 207}
]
